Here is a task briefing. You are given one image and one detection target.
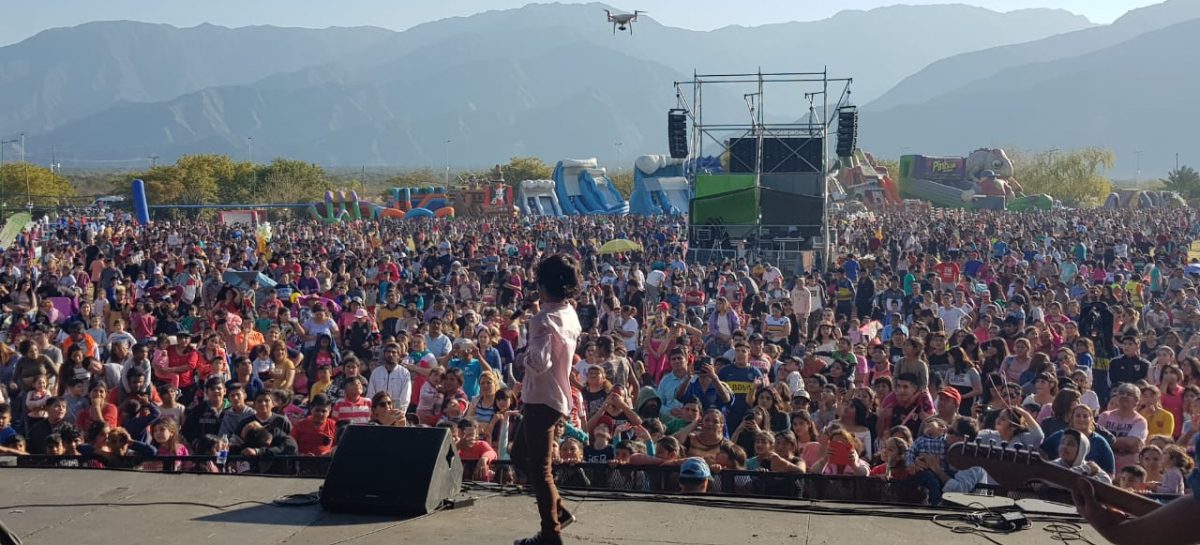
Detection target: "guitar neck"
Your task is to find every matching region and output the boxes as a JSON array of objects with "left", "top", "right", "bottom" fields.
[
  {"left": 947, "top": 442, "right": 1163, "bottom": 517},
  {"left": 1037, "top": 469, "right": 1162, "bottom": 517}
]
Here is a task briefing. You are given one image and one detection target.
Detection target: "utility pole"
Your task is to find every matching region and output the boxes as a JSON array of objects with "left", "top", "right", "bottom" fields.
[
  {"left": 1135, "top": 150, "right": 1144, "bottom": 182},
  {"left": 20, "top": 132, "right": 29, "bottom": 210},
  {"left": 444, "top": 139, "right": 451, "bottom": 186}
]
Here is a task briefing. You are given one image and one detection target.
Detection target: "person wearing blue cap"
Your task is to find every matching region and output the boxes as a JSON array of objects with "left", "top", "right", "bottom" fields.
[{"left": 679, "top": 456, "right": 712, "bottom": 494}]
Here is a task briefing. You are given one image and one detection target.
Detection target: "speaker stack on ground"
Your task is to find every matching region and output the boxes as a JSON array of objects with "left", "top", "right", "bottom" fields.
[
  {"left": 320, "top": 426, "right": 463, "bottom": 516},
  {"left": 722, "top": 135, "right": 826, "bottom": 240}
]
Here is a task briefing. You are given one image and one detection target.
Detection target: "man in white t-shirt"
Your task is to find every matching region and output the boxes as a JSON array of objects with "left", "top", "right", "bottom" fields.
[
  {"left": 761, "top": 263, "right": 783, "bottom": 287},
  {"left": 645, "top": 268, "right": 666, "bottom": 305},
  {"left": 619, "top": 306, "right": 640, "bottom": 355},
  {"left": 936, "top": 293, "right": 970, "bottom": 332}
]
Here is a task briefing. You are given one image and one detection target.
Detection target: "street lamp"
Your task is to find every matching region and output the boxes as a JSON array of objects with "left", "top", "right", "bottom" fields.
[
  {"left": 247, "top": 137, "right": 254, "bottom": 164},
  {"left": 19, "top": 133, "right": 29, "bottom": 210},
  {"left": 444, "top": 139, "right": 451, "bottom": 186}
]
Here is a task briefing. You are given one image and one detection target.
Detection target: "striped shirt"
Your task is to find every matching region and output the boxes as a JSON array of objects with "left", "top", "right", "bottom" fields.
[{"left": 332, "top": 397, "right": 372, "bottom": 425}]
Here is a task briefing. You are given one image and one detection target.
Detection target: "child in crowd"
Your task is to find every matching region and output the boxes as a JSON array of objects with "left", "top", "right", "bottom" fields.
[
  {"left": 585, "top": 424, "right": 615, "bottom": 463},
  {"left": 416, "top": 367, "right": 446, "bottom": 426},
  {"left": 1155, "top": 445, "right": 1194, "bottom": 495},
  {"left": 905, "top": 417, "right": 950, "bottom": 505},
  {"left": 558, "top": 438, "right": 585, "bottom": 464},
  {"left": 308, "top": 366, "right": 333, "bottom": 403},
  {"left": 1116, "top": 465, "right": 1148, "bottom": 492},
  {"left": 1139, "top": 445, "right": 1164, "bottom": 484},
  {"left": 155, "top": 384, "right": 185, "bottom": 425},
  {"left": 25, "top": 374, "right": 52, "bottom": 421},
  {"left": 456, "top": 417, "right": 497, "bottom": 481},
  {"left": 0, "top": 403, "right": 21, "bottom": 455},
  {"left": 64, "top": 377, "right": 90, "bottom": 422},
  {"left": 440, "top": 398, "right": 467, "bottom": 426},
  {"left": 870, "top": 436, "right": 913, "bottom": 480}
]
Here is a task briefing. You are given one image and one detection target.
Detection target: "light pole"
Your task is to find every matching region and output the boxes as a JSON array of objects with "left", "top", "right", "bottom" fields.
[
  {"left": 444, "top": 139, "right": 451, "bottom": 186},
  {"left": 1135, "top": 150, "right": 1144, "bottom": 182},
  {"left": 20, "top": 132, "right": 29, "bottom": 210},
  {"left": 614, "top": 141, "right": 623, "bottom": 170},
  {"left": 247, "top": 137, "right": 253, "bottom": 164}
]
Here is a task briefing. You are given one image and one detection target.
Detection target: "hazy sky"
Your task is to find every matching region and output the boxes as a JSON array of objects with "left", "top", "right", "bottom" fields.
[{"left": 0, "top": 0, "right": 1164, "bottom": 45}]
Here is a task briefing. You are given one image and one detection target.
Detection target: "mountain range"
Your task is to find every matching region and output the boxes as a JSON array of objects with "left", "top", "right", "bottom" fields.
[
  {"left": 1, "top": 1, "right": 1195, "bottom": 176},
  {"left": 861, "top": 0, "right": 1200, "bottom": 177}
]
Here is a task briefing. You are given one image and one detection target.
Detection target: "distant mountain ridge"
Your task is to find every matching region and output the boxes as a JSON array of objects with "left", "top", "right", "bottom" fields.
[
  {"left": 0, "top": 21, "right": 393, "bottom": 136},
  {"left": 1, "top": 2, "right": 1096, "bottom": 167},
  {"left": 860, "top": 16, "right": 1200, "bottom": 178},
  {"left": 867, "top": 0, "right": 1200, "bottom": 111}
]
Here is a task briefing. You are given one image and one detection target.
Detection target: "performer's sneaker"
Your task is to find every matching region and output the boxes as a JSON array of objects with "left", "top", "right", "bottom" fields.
[{"left": 513, "top": 531, "right": 563, "bottom": 545}]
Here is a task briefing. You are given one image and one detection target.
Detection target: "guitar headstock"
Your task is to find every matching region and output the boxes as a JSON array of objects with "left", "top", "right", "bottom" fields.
[{"left": 947, "top": 440, "right": 1054, "bottom": 490}]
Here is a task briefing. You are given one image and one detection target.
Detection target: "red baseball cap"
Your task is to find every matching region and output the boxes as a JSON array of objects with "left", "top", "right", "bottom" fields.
[{"left": 938, "top": 388, "right": 962, "bottom": 405}]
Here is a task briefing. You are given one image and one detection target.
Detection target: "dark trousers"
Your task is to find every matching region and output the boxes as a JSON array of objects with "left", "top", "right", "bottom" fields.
[{"left": 511, "top": 403, "right": 564, "bottom": 537}]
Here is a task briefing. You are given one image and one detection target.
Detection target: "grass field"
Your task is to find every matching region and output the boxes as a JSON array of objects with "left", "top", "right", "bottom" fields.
[{"left": 0, "top": 211, "right": 31, "bottom": 248}]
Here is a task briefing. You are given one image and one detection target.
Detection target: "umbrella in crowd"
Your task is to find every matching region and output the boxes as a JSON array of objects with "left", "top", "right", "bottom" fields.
[{"left": 597, "top": 238, "right": 642, "bottom": 255}]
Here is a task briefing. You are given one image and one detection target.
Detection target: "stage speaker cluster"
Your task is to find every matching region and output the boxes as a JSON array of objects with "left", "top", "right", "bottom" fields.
[
  {"left": 320, "top": 426, "right": 463, "bottom": 516},
  {"left": 836, "top": 106, "right": 858, "bottom": 158},
  {"left": 668, "top": 109, "right": 689, "bottom": 159},
  {"left": 727, "top": 137, "right": 823, "bottom": 174}
]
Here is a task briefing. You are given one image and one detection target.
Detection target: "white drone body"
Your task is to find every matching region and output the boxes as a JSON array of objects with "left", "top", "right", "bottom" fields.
[{"left": 605, "top": 9, "right": 643, "bottom": 35}]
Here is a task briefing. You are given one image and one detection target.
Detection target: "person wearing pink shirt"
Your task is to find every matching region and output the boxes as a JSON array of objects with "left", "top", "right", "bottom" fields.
[{"left": 511, "top": 255, "right": 582, "bottom": 545}]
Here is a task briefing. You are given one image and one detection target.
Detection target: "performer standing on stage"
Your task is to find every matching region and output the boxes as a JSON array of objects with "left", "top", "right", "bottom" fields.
[{"left": 512, "top": 254, "right": 582, "bottom": 545}]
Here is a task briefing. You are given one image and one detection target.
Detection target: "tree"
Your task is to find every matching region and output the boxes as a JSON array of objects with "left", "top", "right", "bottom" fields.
[
  {"left": 262, "top": 159, "right": 333, "bottom": 204},
  {"left": 1160, "top": 165, "right": 1200, "bottom": 199},
  {"left": 1010, "top": 148, "right": 1114, "bottom": 206},
  {"left": 500, "top": 157, "right": 552, "bottom": 184},
  {"left": 0, "top": 162, "right": 75, "bottom": 207},
  {"left": 610, "top": 170, "right": 633, "bottom": 197}
]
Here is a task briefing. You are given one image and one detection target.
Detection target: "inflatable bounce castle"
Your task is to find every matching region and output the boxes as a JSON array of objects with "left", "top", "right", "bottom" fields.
[
  {"left": 384, "top": 187, "right": 456, "bottom": 220},
  {"left": 517, "top": 180, "right": 564, "bottom": 216},
  {"left": 552, "top": 158, "right": 629, "bottom": 215},
  {"left": 629, "top": 155, "right": 691, "bottom": 216}
]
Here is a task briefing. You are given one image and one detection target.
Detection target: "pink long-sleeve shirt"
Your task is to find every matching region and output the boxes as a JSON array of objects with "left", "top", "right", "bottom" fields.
[{"left": 520, "top": 301, "right": 581, "bottom": 416}]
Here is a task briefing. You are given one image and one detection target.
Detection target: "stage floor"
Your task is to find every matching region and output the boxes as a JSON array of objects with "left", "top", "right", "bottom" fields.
[{"left": 0, "top": 467, "right": 1108, "bottom": 545}]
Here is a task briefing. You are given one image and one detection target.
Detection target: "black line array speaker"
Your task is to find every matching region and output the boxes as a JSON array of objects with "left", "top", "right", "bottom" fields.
[
  {"left": 760, "top": 172, "right": 822, "bottom": 195},
  {"left": 759, "top": 187, "right": 824, "bottom": 227},
  {"left": 728, "top": 137, "right": 823, "bottom": 173},
  {"left": 836, "top": 107, "right": 858, "bottom": 158},
  {"left": 320, "top": 425, "right": 463, "bottom": 516},
  {"left": 668, "top": 109, "right": 688, "bottom": 159}
]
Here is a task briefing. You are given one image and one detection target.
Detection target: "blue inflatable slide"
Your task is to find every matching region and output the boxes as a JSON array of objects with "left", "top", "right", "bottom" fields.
[
  {"left": 629, "top": 155, "right": 691, "bottom": 216},
  {"left": 552, "top": 158, "right": 628, "bottom": 215},
  {"left": 517, "top": 180, "right": 564, "bottom": 216}
]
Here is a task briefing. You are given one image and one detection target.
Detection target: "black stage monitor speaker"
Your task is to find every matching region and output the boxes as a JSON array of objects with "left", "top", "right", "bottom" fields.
[
  {"left": 728, "top": 137, "right": 823, "bottom": 173},
  {"left": 836, "top": 107, "right": 858, "bottom": 158},
  {"left": 668, "top": 109, "right": 689, "bottom": 159},
  {"left": 321, "top": 425, "right": 463, "bottom": 516}
]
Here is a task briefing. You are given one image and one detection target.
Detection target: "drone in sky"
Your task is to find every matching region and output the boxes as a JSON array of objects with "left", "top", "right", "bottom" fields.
[{"left": 605, "top": 9, "right": 644, "bottom": 35}]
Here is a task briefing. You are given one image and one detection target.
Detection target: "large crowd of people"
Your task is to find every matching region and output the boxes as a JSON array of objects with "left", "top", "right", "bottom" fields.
[{"left": 0, "top": 204, "right": 1197, "bottom": 507}]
